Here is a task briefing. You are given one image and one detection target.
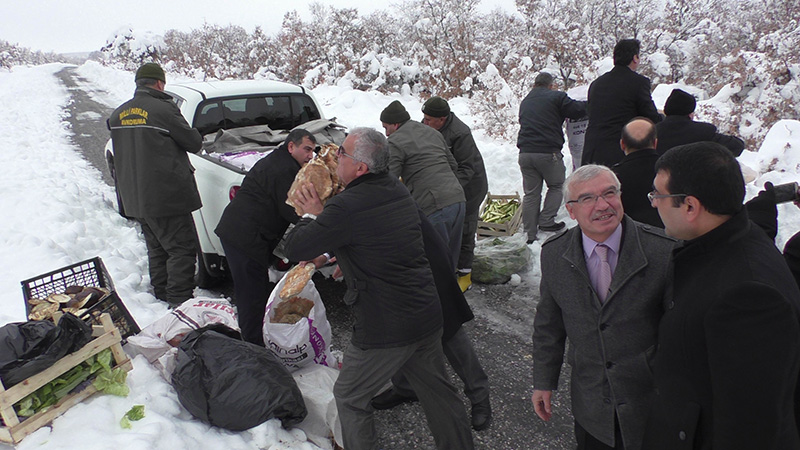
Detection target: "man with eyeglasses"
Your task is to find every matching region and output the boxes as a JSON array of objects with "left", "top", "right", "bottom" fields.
[
  {"left": 284, "top": 127, "right": 474, "bottom": 450},
  {"left": 643, "top": 142, "right": 800, "bottom": 450},
  {"left": 214, "top": 129, "right": 316, "bottom": 346},
  {"left": 532, "top": 164, "right": 675, "bottom": 450}
]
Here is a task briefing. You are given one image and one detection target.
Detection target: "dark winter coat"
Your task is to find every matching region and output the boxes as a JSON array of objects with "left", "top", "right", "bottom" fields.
[
  {"left": 419, "top": 209, "right": 474, "bottom": 341},
  {"left": 438, "top": 113, "right": 489, "bottom": 203},
  {"left": 612, "top": 148, "right": 663, "bottom": 228},
  {"left": 643, "top": 210, "right": 800, "bottom": 450},
  {"left": 786, "top": 232, "right": 800, "bottom": 289},
  {"left": 582, "top": 66, "right": 662, "bottom": 167},
  {"left": 388, "top": 120, "right": 465, "bottom": 216},
  {"left": 284, "top": 172, "right": 443, "bottom": 350},
  {"left": 534, "top": 216, "right": 675, "bottom": 450},
  {"left": 107, "top": 86, "right": 202, "bottom": 218},
  {"left": 215, "top": 144, "right": 301, "bottom": 267},
  {"left": 517, "top": 87, "right": 587, "bottom": 153},
  {"left": 656, "top": 115, "right": 745, "bottom": 156}
]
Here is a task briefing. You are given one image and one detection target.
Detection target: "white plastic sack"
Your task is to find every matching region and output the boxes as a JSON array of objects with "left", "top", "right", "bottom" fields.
[
  {"left": 263, "top": 273, "right": 335, "bottom": 372},
  {"left": 126, "top": 297, "right": 239, "bottom": 378},
  {"left": 292, "top": 364, "right": 343, "bottom": 450}
]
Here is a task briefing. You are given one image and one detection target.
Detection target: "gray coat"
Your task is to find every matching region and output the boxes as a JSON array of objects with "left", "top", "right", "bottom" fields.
[
  {"left": 533, "top": 216, "right": 675, "bottom": 450},
  {"left": 388, "top": 120, "right": 465, "bottom": 216}
]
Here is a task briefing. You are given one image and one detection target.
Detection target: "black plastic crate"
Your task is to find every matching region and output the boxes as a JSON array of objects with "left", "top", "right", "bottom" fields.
[{"left": 20, "top": 257, "right": 140, "bottom": 340}]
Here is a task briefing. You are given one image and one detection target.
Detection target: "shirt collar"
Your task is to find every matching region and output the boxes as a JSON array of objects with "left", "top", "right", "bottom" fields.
[{"left": 582, "top": 222, "right": 623, "bottom": 258}]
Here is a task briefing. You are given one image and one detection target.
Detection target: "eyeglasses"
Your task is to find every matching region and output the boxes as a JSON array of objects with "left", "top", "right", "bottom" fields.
[
  {"left": 647, "top": 190, "right": 687, "bottom": 203},
  {"left": 337, "top": 145, "right": 364, "bottom": 163},
  {"left": 566, "top": 187, "right": 621, "bottom": 206}
]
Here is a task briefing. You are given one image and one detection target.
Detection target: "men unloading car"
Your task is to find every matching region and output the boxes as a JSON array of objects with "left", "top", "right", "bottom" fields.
[{"left": 215, "top": 129, "right": 317, "bottom": 347}]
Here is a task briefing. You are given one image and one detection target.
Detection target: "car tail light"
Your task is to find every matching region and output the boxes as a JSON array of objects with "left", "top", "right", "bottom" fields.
[{"left": 229, "top": 185, "right": 241, "bottom": 200}]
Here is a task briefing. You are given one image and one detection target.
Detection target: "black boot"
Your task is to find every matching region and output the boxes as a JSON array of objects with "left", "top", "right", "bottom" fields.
[{"left": 471, "top": 397, "right": 492, "bottom": 431}]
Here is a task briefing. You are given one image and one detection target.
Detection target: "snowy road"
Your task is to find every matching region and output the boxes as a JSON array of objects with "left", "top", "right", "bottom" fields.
[{"left": 57, "top": 67, "right": 577, "bottom": 449}]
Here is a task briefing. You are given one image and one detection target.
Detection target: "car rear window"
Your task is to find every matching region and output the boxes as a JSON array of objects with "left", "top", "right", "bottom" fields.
[{"left": 194, "top": 94, "right": 321, "bottom": 135}]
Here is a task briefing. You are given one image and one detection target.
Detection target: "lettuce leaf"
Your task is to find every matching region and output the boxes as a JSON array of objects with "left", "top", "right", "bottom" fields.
[
  {"left": 120, "top": 404, "right": 145, "bottom": 429},
  {"left": 92, "top": 367, "right": 129, "bottom": 397}
]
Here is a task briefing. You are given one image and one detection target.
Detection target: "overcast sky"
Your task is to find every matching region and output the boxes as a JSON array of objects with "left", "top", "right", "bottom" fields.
[{"left": 1, "top": 0, "right": 517, "bottom": 54}]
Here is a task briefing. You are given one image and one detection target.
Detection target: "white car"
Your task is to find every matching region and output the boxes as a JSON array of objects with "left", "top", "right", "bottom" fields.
[{"left": 105, "top": 80, "right": 345, "bottom": 287}]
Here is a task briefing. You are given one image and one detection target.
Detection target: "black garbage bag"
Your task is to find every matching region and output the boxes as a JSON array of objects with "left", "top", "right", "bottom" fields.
[
  {"left": 0, "top": 313, "right": 93, "bottom": 387},
  {"left": 172, "top": 324, "right": 307, "bottom": 431}
]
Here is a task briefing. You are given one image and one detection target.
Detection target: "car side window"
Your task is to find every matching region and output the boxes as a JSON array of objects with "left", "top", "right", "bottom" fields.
[{"left": 291, "top": 96, "right": 321, "bottom": 125}]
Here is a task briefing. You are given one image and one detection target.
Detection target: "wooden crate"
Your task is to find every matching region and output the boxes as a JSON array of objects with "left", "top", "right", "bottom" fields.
[
  {"left": 477, "top": 193, "right": 523, "bottom": 239},
  {"left": 0, "top": 313, "right": 132, "bottom": 444}
]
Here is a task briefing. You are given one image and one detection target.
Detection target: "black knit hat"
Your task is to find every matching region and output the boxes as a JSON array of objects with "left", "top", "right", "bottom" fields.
[
  {"left": 135, "top": 63, "right": 166, "bottom": 83},
  {"left": 380, "top": 100, "right": 411, "bottom": 124},
  {"left": 421, "top": 96, "right": 450, "bottom": 117},
  {"left": 664, "top": 89, "right": 696, "bottom": 116}
]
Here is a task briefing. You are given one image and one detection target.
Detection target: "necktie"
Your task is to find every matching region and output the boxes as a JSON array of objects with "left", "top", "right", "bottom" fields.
[{"left": 595, "top": 244, "right": 612, "bottom": 303}]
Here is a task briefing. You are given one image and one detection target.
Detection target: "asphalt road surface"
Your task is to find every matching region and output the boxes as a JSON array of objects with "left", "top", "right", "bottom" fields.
[{"left": 57, "top": 66, "right": 577, "bottom": 449}]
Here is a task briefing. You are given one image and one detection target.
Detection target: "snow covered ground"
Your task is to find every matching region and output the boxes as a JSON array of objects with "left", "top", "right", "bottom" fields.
[{"left": 0, "top": 61, "right": 798, "bottom": 449}]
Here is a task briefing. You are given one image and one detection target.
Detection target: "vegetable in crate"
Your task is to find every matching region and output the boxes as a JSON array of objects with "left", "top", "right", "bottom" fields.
[
  {"left": 13, "top": 348, "right": 129, "bottom": 418},
  {"left": 480, "top": 199, "right": 520, "bottom": 224}
]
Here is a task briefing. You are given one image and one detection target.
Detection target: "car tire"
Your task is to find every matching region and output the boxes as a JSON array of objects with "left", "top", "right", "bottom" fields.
[{"left": 196, "top": 251, "right": 223, "bottom": 289}]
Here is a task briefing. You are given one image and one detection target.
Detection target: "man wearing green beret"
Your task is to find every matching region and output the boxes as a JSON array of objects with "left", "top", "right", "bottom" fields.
[
  {"left": 107, "top": 62, "right": 203, "bottom": 306},
  {"left": 422, "top": 96, "right": 488, "bottom": 293}
]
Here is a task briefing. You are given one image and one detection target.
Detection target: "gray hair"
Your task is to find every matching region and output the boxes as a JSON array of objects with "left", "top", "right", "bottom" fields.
[
  {"left": 564, "top": 165, "right": 621, "bottom": 200},
  {"left": 534, "top": 72, "right": 555, "bottom": 88},
  {"left": 350, "top": 127, "right": 390, "bottom": 174}
]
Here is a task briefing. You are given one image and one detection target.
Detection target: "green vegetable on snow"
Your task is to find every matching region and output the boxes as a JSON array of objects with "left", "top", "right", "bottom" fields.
[{"left": 120, "top": 404, "right": 145, "bottom": 429}]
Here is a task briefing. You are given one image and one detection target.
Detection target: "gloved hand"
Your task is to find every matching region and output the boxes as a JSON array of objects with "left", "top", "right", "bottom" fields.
[{"left": 745, "top": 182, "right": 778, "bottom": 240}]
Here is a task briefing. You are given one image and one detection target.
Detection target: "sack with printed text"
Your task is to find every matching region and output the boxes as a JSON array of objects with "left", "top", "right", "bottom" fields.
[
  {"left": 263, "top": 270, "right": 335, "bottom": 372},
  {"left": 126, "top": 298, "right": 239, "bottom": 379}
]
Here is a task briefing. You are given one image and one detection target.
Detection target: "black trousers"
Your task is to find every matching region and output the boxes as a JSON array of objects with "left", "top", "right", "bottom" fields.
[
  {"left": 458, "top": 186, "right": 487, "bottom": 271},
  {"left": 138, "top": 214, "right": 197, "bottom": 305},
  {"left": 575, "top": 415, "right": 625, "bottom": 450},
  {"left": 220, "top": 239, "right": 273, "bottom": 347}
]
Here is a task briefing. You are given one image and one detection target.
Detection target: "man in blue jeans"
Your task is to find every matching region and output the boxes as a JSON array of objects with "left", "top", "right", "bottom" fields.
[
  {"left": 381, "top": 100, "right": 466, "bottom": 270},
  {"left": 517, "top": 72, "right": 587, "bottom": 243}
]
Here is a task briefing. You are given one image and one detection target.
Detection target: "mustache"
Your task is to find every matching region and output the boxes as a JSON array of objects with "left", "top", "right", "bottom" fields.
[{"left": 591, "top": 207, "right": 617, "bottom": 220}]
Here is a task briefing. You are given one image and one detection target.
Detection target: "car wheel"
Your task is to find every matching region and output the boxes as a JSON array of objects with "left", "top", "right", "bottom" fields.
[{"left": 196, "top": 251, "right": 223, "bottom": 289}]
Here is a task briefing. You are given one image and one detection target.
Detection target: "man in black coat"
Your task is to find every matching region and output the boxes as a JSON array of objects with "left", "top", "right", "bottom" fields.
[
  {"left": 656, "top": 88, "right": 745, "bottom": 156},
  {"left": 107, "top": 63, "right": 203, "bottom": 305},
  {"left": 644, "top": 142, "right": 800, "bottom": 450},
  {"left": 214, "top": 129, "right": 316, "bottom": 346},
  {"left": 612, "top": 117, "right": 663, "bottom": 227},
  {"left": 284, "top": 127, "right": 474, "bottom": 450},
  {"left": 582, "top": 39, "right": 662, "bottom": 167},
  {"left": 422, "top": 96, "right": 489, "bottom": 292}
]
